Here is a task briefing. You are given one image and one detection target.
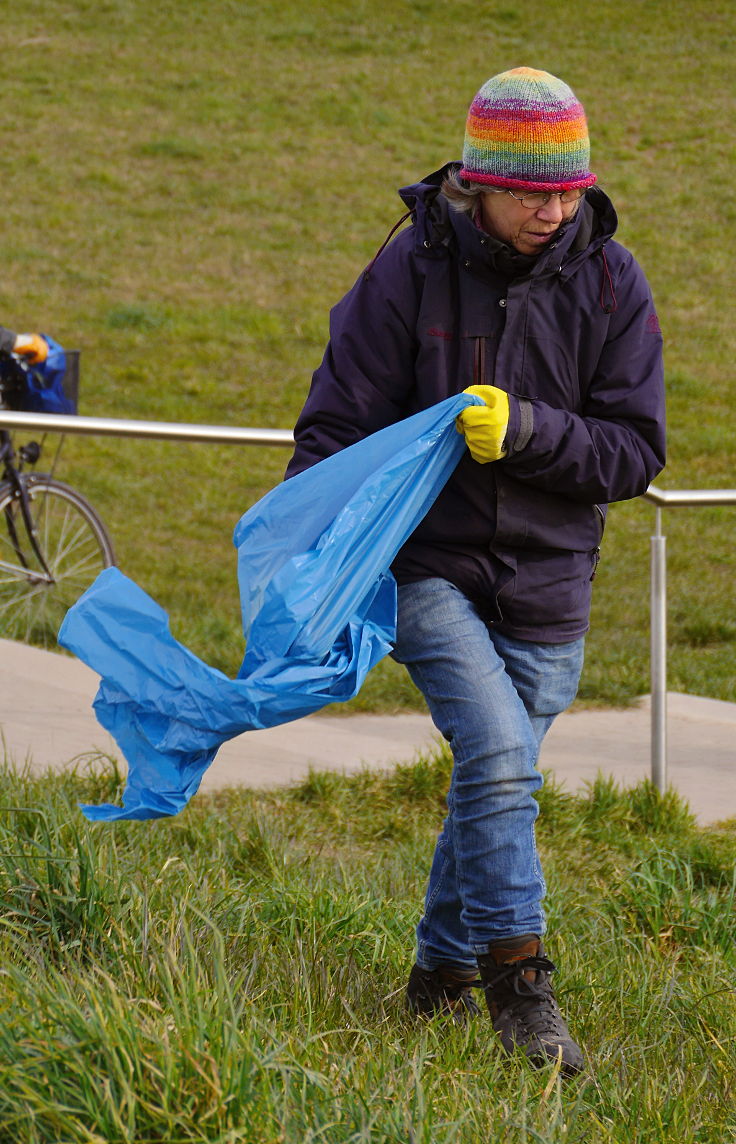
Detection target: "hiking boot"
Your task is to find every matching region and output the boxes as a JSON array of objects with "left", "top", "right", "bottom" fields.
[
  {"left": 476, "top": 935, "right": 584, "bottom": 1075},
  {"left": 406, "top": 962, "right": 482, "bottom": 1023}
]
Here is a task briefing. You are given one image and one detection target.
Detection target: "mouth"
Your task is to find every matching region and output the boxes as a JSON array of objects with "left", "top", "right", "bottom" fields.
[{"left": 525, "top": 231, "right": 557, "bottom": 245}]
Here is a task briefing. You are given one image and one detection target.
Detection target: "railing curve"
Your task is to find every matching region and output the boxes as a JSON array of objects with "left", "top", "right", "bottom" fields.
[{"left": 641, "top": 486, "right": 736, "bottom": 790}]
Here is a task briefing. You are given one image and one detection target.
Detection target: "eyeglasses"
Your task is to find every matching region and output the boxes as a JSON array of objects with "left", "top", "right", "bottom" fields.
[{"left": 505, "top": 188, "right": 585, "bottom": 209}]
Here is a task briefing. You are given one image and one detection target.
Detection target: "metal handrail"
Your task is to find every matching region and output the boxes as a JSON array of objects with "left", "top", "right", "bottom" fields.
[
  {"left": 1, "top": 409, "right": 733, "bottom": 792},
  {"left": 643, "top": 487, "right": 735, "bottom": 507},
  {"left": 641, "top": 487, "right": 736, "bottom": 792},
  {"left": 0, "top": 409, "right": 294, "bottom": 447}
]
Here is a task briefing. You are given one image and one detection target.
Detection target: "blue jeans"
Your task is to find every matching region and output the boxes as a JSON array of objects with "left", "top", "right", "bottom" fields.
[{"left": 392, "top": 577, "right": 584, "bottom": 971}]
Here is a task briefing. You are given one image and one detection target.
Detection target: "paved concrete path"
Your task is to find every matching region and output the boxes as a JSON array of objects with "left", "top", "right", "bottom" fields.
[{"left": 1, "top": 638, "right": 734, "bottom": 825}]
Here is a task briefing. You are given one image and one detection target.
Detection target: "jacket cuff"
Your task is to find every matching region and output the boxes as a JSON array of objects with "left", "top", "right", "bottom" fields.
[{"left": 504, "top": 395, "right": 533, "bottom": 456}]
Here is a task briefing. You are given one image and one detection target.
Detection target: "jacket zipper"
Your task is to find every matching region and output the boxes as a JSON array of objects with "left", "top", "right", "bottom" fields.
[{"left": 591, "top": 505, "right": 605, "bottom": 579}]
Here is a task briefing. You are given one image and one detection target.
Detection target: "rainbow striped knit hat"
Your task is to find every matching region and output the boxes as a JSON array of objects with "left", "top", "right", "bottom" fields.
[{"left": 459, "top": 67, "right": 596, "bottom": 192}]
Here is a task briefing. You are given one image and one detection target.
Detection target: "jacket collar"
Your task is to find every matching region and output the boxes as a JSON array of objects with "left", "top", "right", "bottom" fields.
[{"left": 399, "top": 164, "right": 618, "bottom": 282}]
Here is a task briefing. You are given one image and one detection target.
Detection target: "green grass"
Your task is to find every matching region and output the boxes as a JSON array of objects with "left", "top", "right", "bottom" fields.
[
  {"left": 0, "top": 749, "right": 734, "bottom": 1142},
  {"left": 0, "top": 0, "right": 734, "bottom": 704}
]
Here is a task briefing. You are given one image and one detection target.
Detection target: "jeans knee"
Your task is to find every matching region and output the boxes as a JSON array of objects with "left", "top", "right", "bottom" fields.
[{"left": 452, "top": 722, "right": 540, "bottom": 783}]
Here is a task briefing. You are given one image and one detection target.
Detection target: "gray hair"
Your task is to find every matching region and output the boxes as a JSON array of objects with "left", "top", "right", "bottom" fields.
[{"left": 440, "top": 167, "right": 505, "bottom": 215}]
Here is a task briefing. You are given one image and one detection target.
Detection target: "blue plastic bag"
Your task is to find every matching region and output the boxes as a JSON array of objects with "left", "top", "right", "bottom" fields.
[
  {"left": 0, "top": 335, "right": 75, "bottom": 414},
  {"left": 59, "top": 392, "right": 480, "bottom": 821}
]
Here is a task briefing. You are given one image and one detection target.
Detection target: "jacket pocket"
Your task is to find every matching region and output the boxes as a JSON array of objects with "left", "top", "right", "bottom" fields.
[{"left": 495, "top": 470, "right": 607, "bottom": 553}]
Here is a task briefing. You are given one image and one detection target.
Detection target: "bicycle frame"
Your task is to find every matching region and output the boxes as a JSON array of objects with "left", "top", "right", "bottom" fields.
[
  {"left": 0, "top": 350, "right": 114, "bottom": 648},
  {"left": 0, "top": 394, "right": 56, "bottom": 586}
]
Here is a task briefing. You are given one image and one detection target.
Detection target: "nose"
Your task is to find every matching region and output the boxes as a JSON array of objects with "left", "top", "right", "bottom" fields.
[{"left": 535, "top": 195, "right": 565, "bottom": 223}]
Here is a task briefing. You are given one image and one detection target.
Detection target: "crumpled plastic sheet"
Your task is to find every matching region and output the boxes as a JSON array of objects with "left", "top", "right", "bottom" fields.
[{"left": 59, "top": 392, "right": 480, "bottom": 821}]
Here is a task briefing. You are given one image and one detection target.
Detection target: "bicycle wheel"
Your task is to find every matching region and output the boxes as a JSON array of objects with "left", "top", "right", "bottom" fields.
[{"left": 0, "top": 475, "right": 115, "bottom": 648}]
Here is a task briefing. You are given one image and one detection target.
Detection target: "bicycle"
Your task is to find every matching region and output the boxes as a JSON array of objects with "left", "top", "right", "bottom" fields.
[{"left": 0, "top": 347, "right": 115, "bottom": 648}]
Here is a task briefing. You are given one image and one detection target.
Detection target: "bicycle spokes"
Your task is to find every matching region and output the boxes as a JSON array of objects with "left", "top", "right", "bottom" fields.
[{"left": 0, "top": 479, "right": 114, "bottom": 648}]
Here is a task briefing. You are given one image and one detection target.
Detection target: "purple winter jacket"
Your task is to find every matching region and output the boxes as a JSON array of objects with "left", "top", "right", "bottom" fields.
[{"left": 286, "top": 165, "right": 666, "bottom": 642}]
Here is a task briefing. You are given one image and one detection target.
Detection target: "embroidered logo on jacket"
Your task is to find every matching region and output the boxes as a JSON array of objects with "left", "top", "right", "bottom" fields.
[
  {"left": 427, "top": 327, "right": 454, "bottom": 340},
  {"left": 646, "top": 313, "right": 662, "bottom": 334}
]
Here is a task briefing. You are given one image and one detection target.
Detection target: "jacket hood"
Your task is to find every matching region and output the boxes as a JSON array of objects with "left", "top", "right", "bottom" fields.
[{"left": 398, "top": 162, "right": 618, "bottom": 282}]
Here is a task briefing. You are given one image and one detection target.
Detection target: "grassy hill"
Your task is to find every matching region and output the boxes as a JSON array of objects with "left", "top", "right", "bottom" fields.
[{"left": 1, "top": 0, "right": 734, "bottom": 704}]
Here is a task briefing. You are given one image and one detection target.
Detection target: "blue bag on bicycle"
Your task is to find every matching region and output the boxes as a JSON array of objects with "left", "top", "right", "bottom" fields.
[
  {"left": 0, "top": 335, "right": 75, "bottom": 415},
  {"left": 59, "top": 392, "right": 480, "bottom": 821}
]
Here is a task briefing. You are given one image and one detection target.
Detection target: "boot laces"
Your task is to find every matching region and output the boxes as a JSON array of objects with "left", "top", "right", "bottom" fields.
[
  {"left": 432, "top": 971, "right": 482, "bottom": 1011},
  {"left": 408, "top": 965, "right": 482, "bottom": 1018},
  {"left": 486, "top": 956, "right": 568, "bottom": 1036}
]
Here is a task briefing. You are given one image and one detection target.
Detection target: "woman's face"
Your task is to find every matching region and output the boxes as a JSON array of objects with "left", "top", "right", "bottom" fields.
[{"left": 479, "top": 190, "right": 581, "bottom": 255}]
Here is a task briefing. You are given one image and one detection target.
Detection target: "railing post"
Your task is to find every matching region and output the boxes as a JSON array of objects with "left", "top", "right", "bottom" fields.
[{"left": 650, "top": 506, "right": 667, "bottom": 792}]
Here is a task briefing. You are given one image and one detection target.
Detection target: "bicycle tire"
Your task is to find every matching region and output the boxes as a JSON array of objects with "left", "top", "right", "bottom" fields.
[{"left": 0, "top": 475, "right": 115, "bottom": 648}]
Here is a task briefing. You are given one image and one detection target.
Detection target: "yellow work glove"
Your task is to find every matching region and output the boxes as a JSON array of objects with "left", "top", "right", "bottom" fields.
[
  {"left": 456, "top": 384, "right": 510, "bottom": 463},
  {"left": 13, "top": 333, "right": 49, "bottom": 365}
]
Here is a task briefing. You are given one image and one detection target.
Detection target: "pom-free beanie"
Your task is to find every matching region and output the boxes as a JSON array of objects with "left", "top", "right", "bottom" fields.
[{"left": 459, "top": 67, "right": 596, "bottom": 191}]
